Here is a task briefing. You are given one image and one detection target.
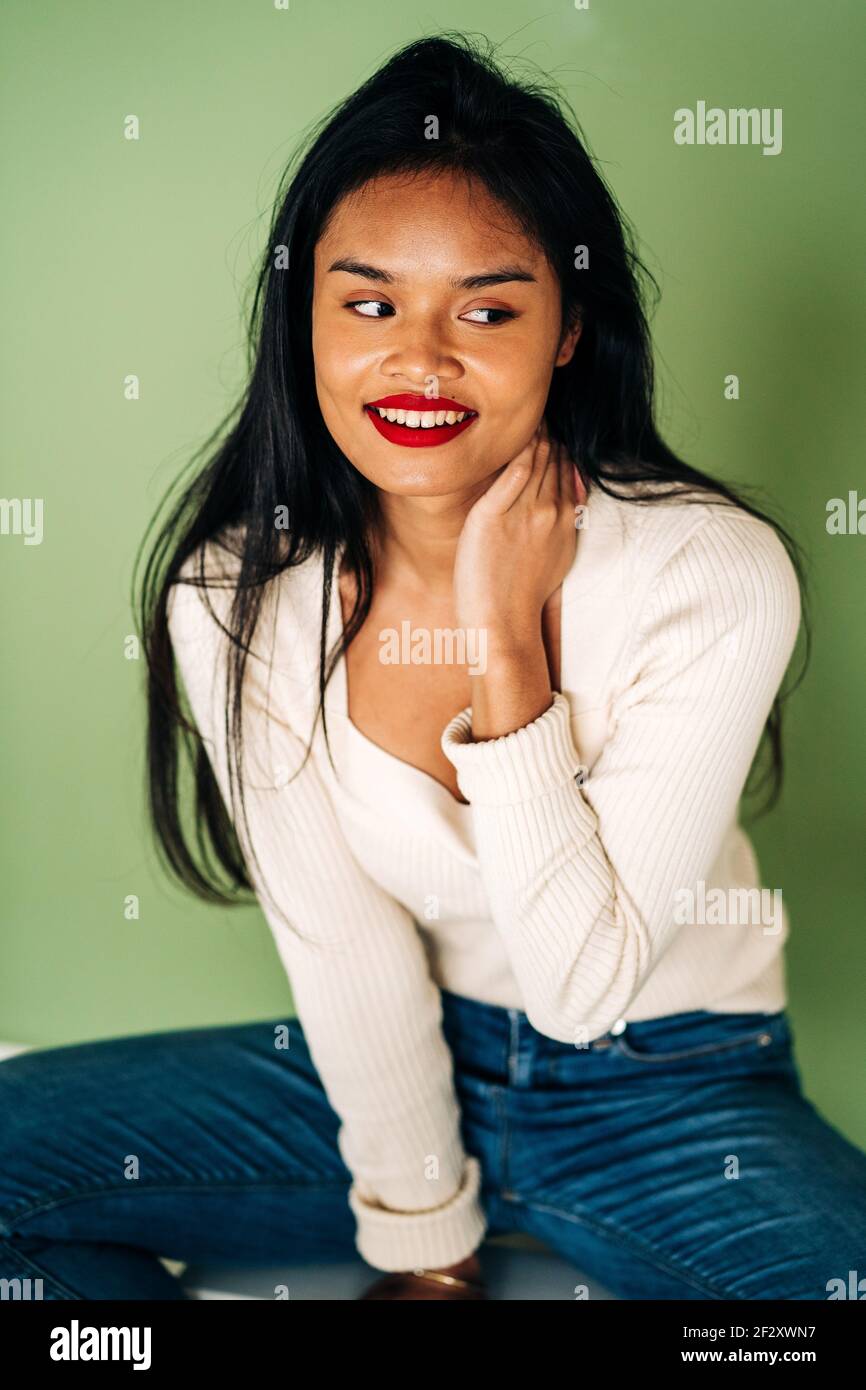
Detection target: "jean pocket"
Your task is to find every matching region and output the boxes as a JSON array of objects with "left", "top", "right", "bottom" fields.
[{"left": 611, "top": 1010, "right": 790, "bottom": 1065}]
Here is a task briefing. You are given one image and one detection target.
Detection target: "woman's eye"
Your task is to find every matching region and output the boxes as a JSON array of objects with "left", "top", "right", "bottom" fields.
[
  {"left": 344, "top": 300, "right": 516, "bottom": 325},
  {"left": 345, "top": 300, "right": 394, "bottom": 318},
  {"left": 460, "top": 307, "right": 516, "bottom": 325}
]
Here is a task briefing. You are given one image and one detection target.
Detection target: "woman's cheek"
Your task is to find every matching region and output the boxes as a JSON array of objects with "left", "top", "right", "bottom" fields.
[
  {"left": 314, "top": 357, "right": 357, "bottom": 423},
  {"left": 484, "top": 406, "right": 544, "bottom": 463}
]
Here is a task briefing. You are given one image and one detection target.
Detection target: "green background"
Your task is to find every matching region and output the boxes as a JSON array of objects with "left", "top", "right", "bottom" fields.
[{"left": 2, "top": 1, "right": 864, "bottom": 1145}]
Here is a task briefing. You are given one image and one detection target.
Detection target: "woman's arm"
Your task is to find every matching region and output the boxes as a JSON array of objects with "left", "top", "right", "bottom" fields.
[
  {"left": 441, "top": 506, "right": 802, "bottom": 1043},
  {"left": 166, "top": 564, "right": 486, "bottom": 1274}
]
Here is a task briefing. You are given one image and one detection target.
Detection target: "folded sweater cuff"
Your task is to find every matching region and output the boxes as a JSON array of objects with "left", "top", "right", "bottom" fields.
[
  {"left": 349, "top": 1154, "right": 487, "bottom": 1273},
  {"left": 440, "top": 691, "right": 586, "bottom": 806}
]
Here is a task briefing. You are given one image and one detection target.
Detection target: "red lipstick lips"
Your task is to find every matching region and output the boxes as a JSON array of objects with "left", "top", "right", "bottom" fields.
[{"left": 364, "top": 393, "right": 478, "bottom": 448}]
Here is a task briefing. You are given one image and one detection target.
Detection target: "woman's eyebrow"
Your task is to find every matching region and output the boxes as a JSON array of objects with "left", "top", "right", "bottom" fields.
[{"left": 327, "top": 257, "right": 537, "bottom": 289}]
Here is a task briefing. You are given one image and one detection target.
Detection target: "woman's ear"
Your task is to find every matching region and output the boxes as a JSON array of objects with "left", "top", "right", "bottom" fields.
[{"left": 555, "top": 307, "right": 583, "bottom": 368}]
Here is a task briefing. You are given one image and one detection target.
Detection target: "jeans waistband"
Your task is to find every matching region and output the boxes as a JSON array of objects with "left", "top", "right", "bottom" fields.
[
  {"left": 439, "top": 986, "right": 612, "bottom": 1087},
  {"left": 438, "top": 986, "right": 790, "bottom": 1090}
]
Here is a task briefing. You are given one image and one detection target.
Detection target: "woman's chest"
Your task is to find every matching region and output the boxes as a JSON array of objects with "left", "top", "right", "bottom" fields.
[
  {"left": 338, "top": 574, "right": 562, "bottom": 807},
  {"left": 341, "top": 606, "right": 475, "bottom": 805}
]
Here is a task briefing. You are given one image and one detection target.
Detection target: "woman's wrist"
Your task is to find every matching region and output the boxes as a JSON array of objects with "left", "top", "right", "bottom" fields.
[
  {"left": 429, "top": 1251, "right": 483, "bottom": 1280},
  {"left": 469, "top": 635, "right": 553, "bottom": 741},
  {"left": 361, "top": 1250, "right": 486, "bottom": 1300}
]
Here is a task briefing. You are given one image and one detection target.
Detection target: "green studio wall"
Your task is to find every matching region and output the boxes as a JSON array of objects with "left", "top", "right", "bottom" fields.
[{"left": 2, "top": 0, "right": 864, "bottom": 1147}]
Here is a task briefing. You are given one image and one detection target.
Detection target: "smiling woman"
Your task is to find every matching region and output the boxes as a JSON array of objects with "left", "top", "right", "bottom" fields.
[
  {"left": 312, "top": 171, "right": 578, "bottom": 477},
  {"left": 364, "top": 394, "right": 479, "bottom": 447},
  {"left": 135, "top": 30, "right": 864, "bottom": 1301},
  {"left": 5, "top": 30, "right": 863, "bottom": 1307}
]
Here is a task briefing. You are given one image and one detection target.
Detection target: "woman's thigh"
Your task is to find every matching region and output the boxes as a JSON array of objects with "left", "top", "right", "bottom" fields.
[
  {"left": 0, "top": 1016, "right": 358, "bottom": 1268},
  {"left": 506, "top": 1011, "right": 866, "bottom": 1299}
]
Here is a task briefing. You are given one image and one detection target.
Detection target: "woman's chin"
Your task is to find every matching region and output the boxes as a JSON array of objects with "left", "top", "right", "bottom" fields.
[{"left": 349, "top": 453, "right": 487, "bottom": 497}]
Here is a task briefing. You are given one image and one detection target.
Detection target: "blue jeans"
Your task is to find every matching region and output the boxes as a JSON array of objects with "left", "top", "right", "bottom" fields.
[{"left": 2, "top": 990, "right": 865, "bottom": 1300}]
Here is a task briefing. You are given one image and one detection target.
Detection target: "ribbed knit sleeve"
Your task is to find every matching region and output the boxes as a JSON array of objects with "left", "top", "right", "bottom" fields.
[
  {"left": 440, "top": 507, "right": 801, "bottom": 1043},
  {"left": 166, "top": 564, "right": 486, "bottom": 1273}
]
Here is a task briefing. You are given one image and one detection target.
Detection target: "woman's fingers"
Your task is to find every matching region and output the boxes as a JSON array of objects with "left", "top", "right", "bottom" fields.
[
  {"left": 532, "top": 435, "right": 557, "bottom": 502},
  {"left": 533, "top": 437, "right": 579, "bottom": 525},
  {"left": 474, "top": 421, "right": 581, "bottom": 520},
  {"left": 474, "top": 426, "right": 545, "bottom": 516},
  {"left": 573, "top": 460, "right": 587, "bottom": 508}
]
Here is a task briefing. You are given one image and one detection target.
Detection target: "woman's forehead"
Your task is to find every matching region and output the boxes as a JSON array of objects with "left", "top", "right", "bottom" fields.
[{"left": 316, "top": 174, "right": 544, "bottom": 275}]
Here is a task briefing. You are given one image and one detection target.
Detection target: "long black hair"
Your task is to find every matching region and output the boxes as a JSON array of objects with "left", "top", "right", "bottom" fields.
[{"left": 135, "top": 31, "right": 809, "bottom": 909}]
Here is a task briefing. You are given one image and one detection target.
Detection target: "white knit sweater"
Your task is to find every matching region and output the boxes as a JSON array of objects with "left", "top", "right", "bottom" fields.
[{"left": 166, "top": 483, "right": 801, "bottom": 1273}]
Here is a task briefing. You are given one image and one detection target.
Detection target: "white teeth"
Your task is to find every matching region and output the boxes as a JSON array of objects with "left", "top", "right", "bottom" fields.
[{"left": 373, "top": 405, "right": 475, "bottom": 427}]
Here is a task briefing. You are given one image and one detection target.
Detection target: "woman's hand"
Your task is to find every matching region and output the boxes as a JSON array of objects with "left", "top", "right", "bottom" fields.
[
  {"left": 452, "top": 422, "right": 586, "bottom": 740},
  {"left": 358, "top": 1251, "right": 487, "bottom": 1300},
  {"left": 452, "top": 421, "right": 585, "bottom": 651}
]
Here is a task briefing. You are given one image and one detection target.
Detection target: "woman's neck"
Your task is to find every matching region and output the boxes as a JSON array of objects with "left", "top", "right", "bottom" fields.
[{"left": 367, "top": 489, "right": 480, "bottom": 600}]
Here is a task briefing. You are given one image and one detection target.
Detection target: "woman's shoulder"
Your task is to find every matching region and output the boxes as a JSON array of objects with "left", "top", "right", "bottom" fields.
[
  {"left": 573, "top": 482, "right": 801, "bottom": 690},
  {"left": 166, "top": 524, "right": 326, "bottom": 674},
  {"left": 591, "top": 480, "right": 801, "bottom": 628}
]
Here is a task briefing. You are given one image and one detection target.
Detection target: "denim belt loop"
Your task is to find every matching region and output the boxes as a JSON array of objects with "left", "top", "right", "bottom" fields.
[{"left": 507, "top": 1009, "right": 534, "bottom": 1087}]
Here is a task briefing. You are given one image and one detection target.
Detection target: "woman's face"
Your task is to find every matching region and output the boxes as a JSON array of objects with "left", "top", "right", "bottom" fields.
[{"left": 311, "top": 169, "right": 580, "bottom": 496}]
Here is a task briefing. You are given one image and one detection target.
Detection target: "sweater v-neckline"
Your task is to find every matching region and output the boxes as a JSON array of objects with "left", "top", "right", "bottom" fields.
[
  {"left": 325, "top": 524, "right": 584, "bottom": 817},
  {"left": 329, "top": 568, "right": 476, "bottom": 815}
]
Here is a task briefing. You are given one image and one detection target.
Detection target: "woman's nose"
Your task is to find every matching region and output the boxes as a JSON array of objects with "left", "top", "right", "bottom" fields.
[{"left": 381, "top": 318, "right": 460, "bottom": 382}]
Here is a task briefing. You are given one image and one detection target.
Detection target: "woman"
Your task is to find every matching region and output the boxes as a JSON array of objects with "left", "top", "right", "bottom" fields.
[{"left": 3, "top": 33, "right": 865, "bottom": 1303}]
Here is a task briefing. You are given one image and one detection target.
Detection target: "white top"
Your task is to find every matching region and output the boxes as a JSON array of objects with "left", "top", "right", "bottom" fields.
[{"left": 166, "top": 483, "right": 801, "bottom": 1273}]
